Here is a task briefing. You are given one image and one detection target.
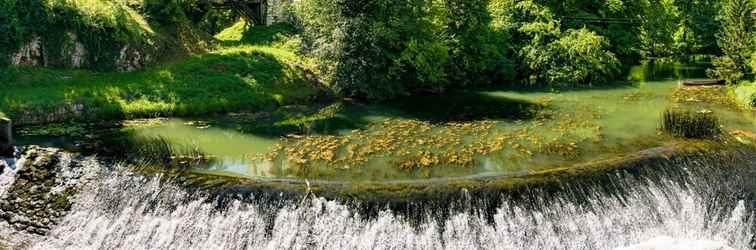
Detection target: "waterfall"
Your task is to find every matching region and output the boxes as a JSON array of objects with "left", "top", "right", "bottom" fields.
[{"left": 30, "top": 160, "right": 754, "bottom": 250}]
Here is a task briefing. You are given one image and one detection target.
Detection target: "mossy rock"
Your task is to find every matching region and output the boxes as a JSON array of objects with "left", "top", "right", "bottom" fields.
[{"left": 0, "top": 147, "right": 87, "bottom": 235}]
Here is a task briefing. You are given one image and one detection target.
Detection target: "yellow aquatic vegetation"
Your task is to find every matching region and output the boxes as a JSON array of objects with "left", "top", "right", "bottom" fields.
[
  {"left": 671, "top": 86, "right": 737, "bottom": 107},
  {"left": 250, "top": 99, "right": 607, "bottom": 173}
]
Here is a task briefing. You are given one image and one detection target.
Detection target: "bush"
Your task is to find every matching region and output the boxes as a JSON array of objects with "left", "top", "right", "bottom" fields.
[
  {"left": 751, "top": 52, "right": 756, "bottom": 78},
  {"left": 732, "top": 81, "right": 756, "bottom": 108},
  {"left": 660, "top": 109, "right": 721, "bottom": 138}
]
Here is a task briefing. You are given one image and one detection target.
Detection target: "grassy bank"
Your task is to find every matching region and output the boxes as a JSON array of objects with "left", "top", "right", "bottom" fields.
[
  {"left": 0, "top": 24, "right": 324, "bottom": 125},
  {"left": 731, "top": 81, "right": 756, "bottom": 109}
]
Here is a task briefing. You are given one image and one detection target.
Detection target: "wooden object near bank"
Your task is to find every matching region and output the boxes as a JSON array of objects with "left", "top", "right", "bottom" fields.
[{"left": 681, "top": 79, "right": 726, "bottom": 86}]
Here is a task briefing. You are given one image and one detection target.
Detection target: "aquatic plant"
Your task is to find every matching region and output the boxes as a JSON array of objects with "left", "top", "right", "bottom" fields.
[
  {"left": 660, "top": 109, "right": 721, "bottom": 138},
  {"left": 671, "top": 86, "right": 738, "bottom": 107},
  {"left": 253, "top": 103, "right": 603, "bottom": 174},
  {"left": 17, "top": 123, "right": 88, "bottom": 137},
  {"left": 126, "top": 135, "right": 208, "bottom": 167}
]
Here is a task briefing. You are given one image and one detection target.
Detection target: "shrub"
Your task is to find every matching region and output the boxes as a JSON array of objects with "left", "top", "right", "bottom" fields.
[
  {"left": 732, "top": 81, "right": 756, "bottom": 108},
  {"left": 708, "top": 56, "right": 745, "bottom": 84},
  {"left": 0, "top": 0, "right": 158, "bottom": 70}
]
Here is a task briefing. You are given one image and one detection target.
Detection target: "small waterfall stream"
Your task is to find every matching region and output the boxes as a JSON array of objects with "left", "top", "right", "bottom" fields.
[{"left": 25, "top": 154, "right": 755, "bottom": 250}]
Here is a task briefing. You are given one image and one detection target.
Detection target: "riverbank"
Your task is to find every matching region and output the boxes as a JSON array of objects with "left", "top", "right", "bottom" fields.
[{"left": 0, "top": 24, "right": 327, "bottom": 126}]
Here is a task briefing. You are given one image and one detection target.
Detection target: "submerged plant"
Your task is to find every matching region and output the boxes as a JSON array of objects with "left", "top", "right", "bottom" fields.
[
  {"left": 660, "top": 109, "right": 721, "bottom": 138},
  {"left": 17, "top": 123, "right": 88, "bottom": 137}
]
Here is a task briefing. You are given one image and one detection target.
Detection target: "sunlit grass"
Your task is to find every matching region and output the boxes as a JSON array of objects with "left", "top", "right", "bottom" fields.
[
  {"left": 732, "top": 81, "right": 756, "bottom": 109},
  {"left": 0, "top": 23, "right": 320, "bottom": 124}
]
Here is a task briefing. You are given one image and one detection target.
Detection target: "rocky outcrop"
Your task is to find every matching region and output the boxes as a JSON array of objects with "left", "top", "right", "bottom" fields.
[
  {"left": 61, "top": 32, "right": 87, "bottom": 68},
  {"left": 0, "top": 147, "right": 90, "bottom": 235},
  {"left": 11, "top": 36, "right": 44, "bottom": 67},
  {"left": 116, "top": 44, "right": 151, "bottom": 72},
  {"left": 9, "top": 32, "right": 155, "bottom": 72}
]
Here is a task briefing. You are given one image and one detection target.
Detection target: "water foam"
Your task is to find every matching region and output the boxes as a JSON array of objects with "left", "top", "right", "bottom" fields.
[{"left": 30, "top": 165, "right": 753, "bottom": 250}]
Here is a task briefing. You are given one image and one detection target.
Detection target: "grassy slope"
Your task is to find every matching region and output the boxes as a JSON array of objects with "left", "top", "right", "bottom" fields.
[{"left": 0, "top": 23, "right": 321, "bottom": 124}]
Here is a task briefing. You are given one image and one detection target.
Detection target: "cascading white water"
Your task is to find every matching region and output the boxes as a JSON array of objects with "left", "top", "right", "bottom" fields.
[{"left": 29, "top": 164, "right": 753, "bottom": 250}]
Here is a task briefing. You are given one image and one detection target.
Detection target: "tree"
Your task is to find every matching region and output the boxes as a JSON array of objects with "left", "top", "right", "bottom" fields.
[
  {"left": 674, "top": 0, "right": 721, "bottom": 57},
  {"left": 507, "top": 0, "right": 619, "bottom": 85},
  {"left": 294, "top": 0, "right": 450, "bottom": 100},
  {"left": 708, "top": 0, "right": 754, "bottom": 84},
  {"left": 543, "top": 29, "right": 620, "bottom": 84},
  {"left": 638, "top": 0, "right": 681, "bottom": 59},
  {"left": 436, "top": 0, "right": 508, "bottom": 86}
]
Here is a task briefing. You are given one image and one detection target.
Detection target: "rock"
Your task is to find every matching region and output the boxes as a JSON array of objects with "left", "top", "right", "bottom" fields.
[
  {"left": 116, "top": 44, "right": 150, "bottom": 72},
  {"left": 11, "top": 36, "right": 44, "bottom": 66},
  {"left": 0, "top": 146, "right": 89, "bottom": 235},
  {"left": 0, "top": 118, "right": 12, "bottom": 157}
]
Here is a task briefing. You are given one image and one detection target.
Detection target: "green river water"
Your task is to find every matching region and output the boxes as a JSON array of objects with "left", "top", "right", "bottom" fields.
[
  {"left": 121, "top": 68, "right": 756, "bottom": 182},
  {"left": 15, "top": 64, "right": 756, "bottom": 182}
]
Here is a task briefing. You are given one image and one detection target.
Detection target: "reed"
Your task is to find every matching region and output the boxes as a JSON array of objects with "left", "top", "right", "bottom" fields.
[
  {"left": 126, "top": 136, "right": 207, "bottom": 167},
  {"left": 660, "top": 109, "right": 721, "bottom": 138}
]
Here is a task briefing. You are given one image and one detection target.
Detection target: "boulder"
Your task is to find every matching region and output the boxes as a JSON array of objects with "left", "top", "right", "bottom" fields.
[{"left": 0, "top": 118, "right": 12, "bottom": 156}]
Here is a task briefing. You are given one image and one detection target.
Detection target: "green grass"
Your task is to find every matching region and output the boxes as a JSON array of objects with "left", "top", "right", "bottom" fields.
[
  {"left": 0, "top": 23, "right": 322, "bottom": 125},
  {"left": 731, "top": 81, "right": 756, "bottom": 109}
]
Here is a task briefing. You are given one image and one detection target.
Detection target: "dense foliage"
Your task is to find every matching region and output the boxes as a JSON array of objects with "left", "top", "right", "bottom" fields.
[
  {"left": 293, "top": 0, "right": 739, "bottom": 99},
  {"left": 708, "top": 0, "right": 755, "bottom": 84},
  {"left": 0, "top": 0, "right": 151, "bottom": 69},
  {"left": 0, "top": 0, "right": 237, "bottom": 69},
  {"left": 293, "top": 0, "right": 617, "bottom": 99},
  {"left": 2, "top": 0, "right": 755, "bottom": 100}
]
